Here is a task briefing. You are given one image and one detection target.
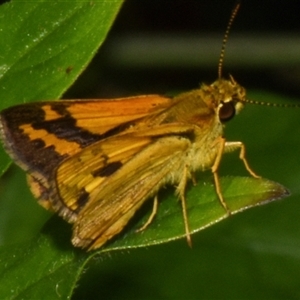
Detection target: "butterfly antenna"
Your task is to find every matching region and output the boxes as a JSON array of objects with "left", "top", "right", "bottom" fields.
[
  {"left": 245, "top": 99, "right": 300, "bottom": 108},
  {"left": 218, "top": 2, "right": 241, "bottom": 79}
]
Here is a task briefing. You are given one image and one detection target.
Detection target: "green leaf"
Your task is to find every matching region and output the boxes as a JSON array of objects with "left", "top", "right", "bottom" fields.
[
  {"left": 0, "top": 221, "right": 84, "bottom": 299},
  {"left": 0, "top": 175, "right": 287, "bottom": 299},
  {"left": 102, "top": 176, "right": 288, "bottom": 250},
  {"left": 0, "top": 0, "right": 124, "bottom": 172}
]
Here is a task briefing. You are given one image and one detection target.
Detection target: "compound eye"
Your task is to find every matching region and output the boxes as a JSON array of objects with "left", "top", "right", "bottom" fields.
[{"left": 219, "top": 101, "right": 236, "bottom": 122}]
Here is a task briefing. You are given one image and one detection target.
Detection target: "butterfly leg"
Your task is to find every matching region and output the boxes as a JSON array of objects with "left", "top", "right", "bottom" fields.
[
  {"left": 211, "top": 137, "right": 231, "bottom": 214},
  {"left": 224, "top": 141, "right": 261, "bottom": 178},
  {"left": 136, "top": 195, "right": 158, "bottom": 232},
  {"left": 177, "top": 165, "right": 192, "bottom": 247},
  {"left": 191, "top": 173, "right": 197, "bottom": 186},
  {"left": 212, "top": 138, "right": 261, "bottom": 215}
]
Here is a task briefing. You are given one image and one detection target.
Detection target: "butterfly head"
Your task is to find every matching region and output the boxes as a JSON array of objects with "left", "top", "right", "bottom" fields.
[{"left": 209, "top": 76, "right": 246, "bottom": 123}]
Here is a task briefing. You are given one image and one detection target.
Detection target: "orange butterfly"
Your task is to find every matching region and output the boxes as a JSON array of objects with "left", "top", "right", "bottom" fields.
[{"left": 0, "top": 3, "right": 260, "bottom": 250}]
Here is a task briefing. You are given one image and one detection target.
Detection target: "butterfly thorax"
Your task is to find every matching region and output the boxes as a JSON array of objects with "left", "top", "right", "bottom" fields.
[{"left": 162, "top": 78, "right": 247, "bottom": 174}]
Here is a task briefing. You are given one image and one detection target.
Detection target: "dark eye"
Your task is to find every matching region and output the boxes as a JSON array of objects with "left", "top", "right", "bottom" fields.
[{"left": 219, "top": 101, "right": 236, "bottom": 122}]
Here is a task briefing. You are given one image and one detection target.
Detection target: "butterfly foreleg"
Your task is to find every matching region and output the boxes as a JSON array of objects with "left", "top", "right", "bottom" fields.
[
  {"left": 224, "top": 141, "right": 260, "bottom": 178},
  {"left": 211, "top": 137, "right": 261, "bottom": 216}
]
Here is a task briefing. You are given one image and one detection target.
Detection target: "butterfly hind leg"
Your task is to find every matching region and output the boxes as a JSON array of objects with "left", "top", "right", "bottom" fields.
[
  {"left": 135, "top": 195, "right": 158, "bottom": 232},
  {"left": 176, "top": 165, "right": 192, "bottom": 247}
]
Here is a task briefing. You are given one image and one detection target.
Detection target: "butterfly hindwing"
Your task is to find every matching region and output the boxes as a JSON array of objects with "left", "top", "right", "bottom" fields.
[{"left": 70, "top": 134, "right": 192, "bottom": 249}]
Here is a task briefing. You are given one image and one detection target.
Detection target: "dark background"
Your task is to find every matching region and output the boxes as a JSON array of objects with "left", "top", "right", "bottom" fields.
[{"left": 62, "top": 0, "right": 300, "bottom": 100}]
